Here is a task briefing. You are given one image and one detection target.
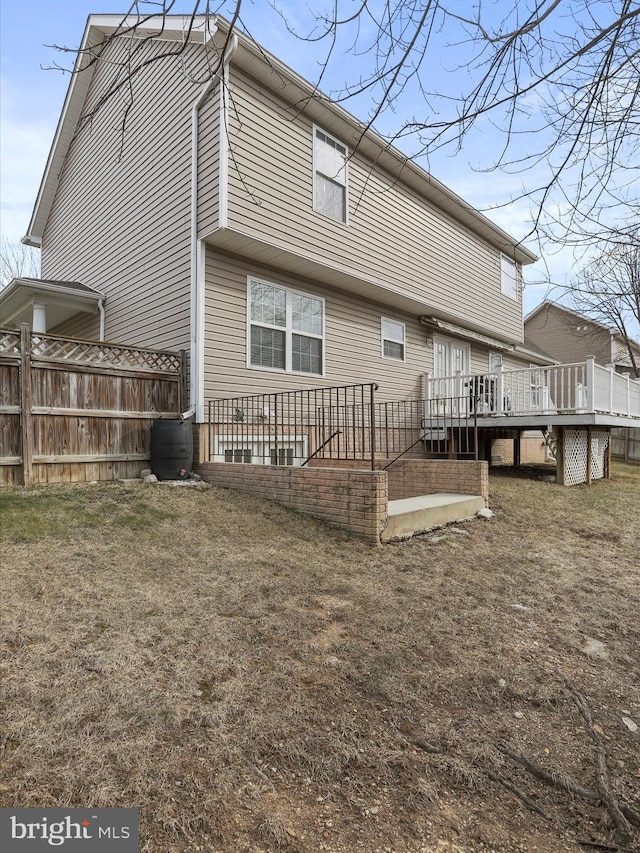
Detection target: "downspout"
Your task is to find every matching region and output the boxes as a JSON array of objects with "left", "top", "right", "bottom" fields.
[
  {"left": 98, "top": 298, "right": 105, "bottom": 341},
  {"left": 190, "top": 32, "right": 238, "bottom": 423}
]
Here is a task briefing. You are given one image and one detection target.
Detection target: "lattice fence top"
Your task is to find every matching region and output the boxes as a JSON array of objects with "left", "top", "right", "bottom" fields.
[
  {"left": 30, "top": 334, "right": 182, "bottom": 374},
  {"left": 0, "top": 329, "right": 21, "bottom": 355}
]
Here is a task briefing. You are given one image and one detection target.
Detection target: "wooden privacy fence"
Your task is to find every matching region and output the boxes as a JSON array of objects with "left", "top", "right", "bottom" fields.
[
  {"left": 611, "top": 427, "right": 640, "bottom": 463},
  {"left": 0, "top": 324, "right": 186, "bottom": 486}
]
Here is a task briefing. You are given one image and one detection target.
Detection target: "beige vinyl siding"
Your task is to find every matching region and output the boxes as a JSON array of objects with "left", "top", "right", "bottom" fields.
[
  {"left": 501, "top": 352, "right": 545, "bottom": 371},
  {"left": 525, "top": 304, "right": 611, "bottom": 366},
  {"left": 224, "top": 68, "right": 523, "bottom": 343},
  {"left": 41, "top": 38, "right": 210, "bottom": 353},
  {"left": 49, "top": 311, "right": 100, "bottom": 341},
  {"left": 197, "top": 85, "right": 221, "bottom": 238},
  {"left": 204, "top": 248, "right": 432, "bottom": 403}
]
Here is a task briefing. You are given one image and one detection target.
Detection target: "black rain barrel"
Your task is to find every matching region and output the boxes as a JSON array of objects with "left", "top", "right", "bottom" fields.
[{"left": 150, "top": 419, "right": 193, "bottom": 480}]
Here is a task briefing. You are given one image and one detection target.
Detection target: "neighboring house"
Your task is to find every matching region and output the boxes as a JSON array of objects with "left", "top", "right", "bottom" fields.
[
  {"left": 2, "top": 13, "right": 539, "bottom": 427},
  {"left": 525, "top": 301, "right": 640, "bottom": 377}
]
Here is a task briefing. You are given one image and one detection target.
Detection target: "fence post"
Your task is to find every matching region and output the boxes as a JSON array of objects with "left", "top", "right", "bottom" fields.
[{"left": 20, "top": 323, "right": 33, "bottom": 487}]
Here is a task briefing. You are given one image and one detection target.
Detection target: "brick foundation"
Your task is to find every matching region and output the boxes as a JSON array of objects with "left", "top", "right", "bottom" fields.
[
  {"left": 309, "top": 458, "right": 489, "bottom": 503},
  {"left": 195, "top": 461, "right": 388, "bottom": 544}
]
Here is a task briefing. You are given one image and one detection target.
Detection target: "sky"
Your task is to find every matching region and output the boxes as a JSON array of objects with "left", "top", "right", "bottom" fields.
[{"left": 0, "top": 0, "right": 601, "bottom": 317}]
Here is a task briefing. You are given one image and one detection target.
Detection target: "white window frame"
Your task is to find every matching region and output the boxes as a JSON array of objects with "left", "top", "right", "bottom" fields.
[
  {"left": 313, "top": 125, "right": 349, "bottom": 225},
  {"left": 214, "top": 435, "right": 308, "bottom": 466},
  {"left": 500, "top": 254, "right": 518, "bottom": 300},
  {"left": 381, "top": 317, "right": 406, "bottom": 361},
  {"left": 247, "top": 277, "right": 325, "bottom": 377}
]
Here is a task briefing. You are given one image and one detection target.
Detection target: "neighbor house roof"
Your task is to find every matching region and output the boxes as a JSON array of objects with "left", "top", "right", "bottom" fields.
[
  {"left": 23, "top": 14, "right": 538, "bottom": 267},
  {"left": 525, "top": 300, "right": 640, "bottom": 352}
]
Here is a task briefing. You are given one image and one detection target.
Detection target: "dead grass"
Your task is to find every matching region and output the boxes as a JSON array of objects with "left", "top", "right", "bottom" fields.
[{"left": 1, "top": 466, "right": 639, "bottom": 853}]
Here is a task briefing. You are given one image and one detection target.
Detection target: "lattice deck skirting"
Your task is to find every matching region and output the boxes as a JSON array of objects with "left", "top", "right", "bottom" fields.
[{"left": 562, "top": 428, "right": 610, "bottom": 486}]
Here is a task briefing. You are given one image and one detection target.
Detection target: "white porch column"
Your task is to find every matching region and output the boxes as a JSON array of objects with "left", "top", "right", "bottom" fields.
[{"left": 32, "top": 302, "right": 47, "bottom": 333}]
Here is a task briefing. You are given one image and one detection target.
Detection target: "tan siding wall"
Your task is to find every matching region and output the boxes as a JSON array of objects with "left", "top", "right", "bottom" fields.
[
  {"left": 525, "top": 305, "right": 611, "bottom": 366},
  {"left": 41, "top": 39, "right": 212, "bottom": 353},
  {"left": 204, "top": 248, "right": 427, "bottom": 401},
  {"left": 49, "top": 311, "right": 99, "bottom": 340},
  {"left": 197, "top": 85, "right": 221, "bottom": 238},
  {"left": 203, "top": 248, "right": 513, "bottom": 402},
  {"left": 225, "top": 68, "right": 523, "bottom": 343}
]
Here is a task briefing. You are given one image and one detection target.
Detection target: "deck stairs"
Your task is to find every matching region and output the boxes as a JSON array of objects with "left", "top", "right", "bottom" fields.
[{"left": 382, "top": 493, "right": 485, "bottom": 542}]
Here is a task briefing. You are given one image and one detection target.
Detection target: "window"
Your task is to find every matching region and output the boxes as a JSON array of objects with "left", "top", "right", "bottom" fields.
[
  {"left": 248, "top": 278, "right": 324, "bottom": 375},
  {"left": 501, "top": 254, "right": 518, "bottom": 300},
  {"left": 381, "top": 318, "right": 406, "bottom": 360},
  {"left": 216, "top": 436, "right": 307, "bottom": 466},
  {"left": 224, "top": 448, "right": 252, "bottom": 463},
  {"left": 313, "top": 127, "right": 348, "bottom": 223}
]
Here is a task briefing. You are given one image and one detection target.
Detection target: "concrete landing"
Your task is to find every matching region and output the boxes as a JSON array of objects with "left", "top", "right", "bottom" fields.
[{"left": 382, "top": 493, "right": 485, "bottom": 542}]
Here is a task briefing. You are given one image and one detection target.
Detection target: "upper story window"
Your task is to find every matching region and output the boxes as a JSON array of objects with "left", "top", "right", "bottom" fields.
[
  {"left": 381, "top": 318, "right": 406, "bottom": 360},
  {"left": 313, "top": 127, "right": 348, "bottom": 224},
  {"left": 248, "top": 278, "right": 324, "bottom": 376},
  {"left": 500, "top": 254, "right": 518, "bottom": 300}
]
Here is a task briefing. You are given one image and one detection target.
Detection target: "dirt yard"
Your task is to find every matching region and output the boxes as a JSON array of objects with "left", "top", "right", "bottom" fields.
[{"left": 1, "top": 464, "right": 639, "bottom": 853}]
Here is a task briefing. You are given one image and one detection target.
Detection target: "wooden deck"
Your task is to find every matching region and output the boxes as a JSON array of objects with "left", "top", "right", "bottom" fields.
[{"left": 423, "top": 357, "right": 640, "bottom": 427}]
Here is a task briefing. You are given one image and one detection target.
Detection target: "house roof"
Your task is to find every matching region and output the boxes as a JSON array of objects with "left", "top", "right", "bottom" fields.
[
  {"left": 524, "top": 300, "right": 640, "bottom": 353},
  {"left": 24, "top": 14, "right": 538, "bottom": 266},
  {"left": 0, "top": 277, "right": 104, "bottom": 330}
]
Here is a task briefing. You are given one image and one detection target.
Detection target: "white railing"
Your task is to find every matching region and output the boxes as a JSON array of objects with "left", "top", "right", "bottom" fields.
[{"left": 424, "top": 357, "right": 640, "bottom": 419}]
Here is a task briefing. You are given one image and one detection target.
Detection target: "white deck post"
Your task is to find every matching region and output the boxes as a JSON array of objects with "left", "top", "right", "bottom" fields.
[
  {"left": 496, "top": 365, "right": 504, "bottom": 414},
  {"left": 455, "top": 370, "right": 463, "bottom": 415},
  {"left": 605, "top": 364, "right": 615, "bottom": 413},
  {"left": 585, "top": 356, "right": 596, "bottom": 413},
  {"left": 423, "top": 372, "right": 432, "bottom": 421},
  {"left": 622, "top": 372, "right": 631, "bottom": 416}
]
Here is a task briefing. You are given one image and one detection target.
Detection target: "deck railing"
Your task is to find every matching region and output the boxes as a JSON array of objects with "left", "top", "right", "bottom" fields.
[
  {"left": 205, "top": 385, "right": 479, "bottom": 468},
  {"left": 206, "top": 384, "right": 378, "bottom": 469},
  {"left": 424, "top": 357, "right": 640, "bottom": 418}
]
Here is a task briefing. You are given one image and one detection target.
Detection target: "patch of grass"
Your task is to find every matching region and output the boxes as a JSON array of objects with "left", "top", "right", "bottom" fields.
[
  {"left": 1, "top": 465, "right": 639, "bottom": 853},
  {"left": 0, "top": 484, "right": 170, "bottom": 542}
]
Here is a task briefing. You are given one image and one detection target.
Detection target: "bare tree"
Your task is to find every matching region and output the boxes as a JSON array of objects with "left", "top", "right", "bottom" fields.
[
  {"left": 1, "top": 234, "right": 40, "bottom": 289},
  {"left": 47, "top": 1, "right": 639, "bottom": 247},
  {"left": 570, "top": 233, "right": 640, "bottom": 376},
  {"left": 278, "top": 0, "right": 640, "bottom": 247}
]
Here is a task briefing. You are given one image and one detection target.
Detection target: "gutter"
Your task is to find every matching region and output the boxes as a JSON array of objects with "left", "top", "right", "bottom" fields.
[
  {"left": 98, "top": 298, "right": 105, "bottom": 341},
  {"left": 190, "top": 30, "right": 238, "bottom": 422}
]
